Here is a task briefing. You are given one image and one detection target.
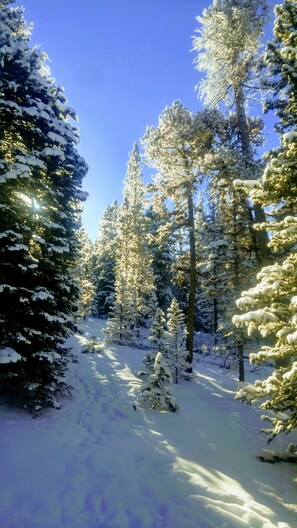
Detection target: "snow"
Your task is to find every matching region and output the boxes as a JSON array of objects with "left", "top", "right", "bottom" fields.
[
  {"left": 7, "top": 244, "right": 29, "bottom": 252},
  {"left": 35, "top": 351, "right": 62, "bottom": 363},
  {"left": 287, "top": 330, "right": 297, "bottom": 345},
  {"left": 0, "top": 318, "right": 297, "bottom": 528},
  {"left": 233, "top": 310, "right": 278, "bottom": 325},
  {"left": 47, "top": 131, "right": 67, "bottom": 145},
  {"left": 0, "top": 169, "right": 29, "bottom": 183},
  {"left": 0, "top": 347, "right": 22, "bottom": 364},
  {"left": 41, "top": 147, "right": 66, "bottom": 161},
  {"left": 282, "top": 131, "right": 297, "bottom": 142},
  {"left": 31, "top": 289, "right": 54, "bottom": 301},
  {"left": 40, "top": 313, "right": 66, "bottom": 323},
  {"left": 233, "top": 179, "right": 260, "bottom": 189}
]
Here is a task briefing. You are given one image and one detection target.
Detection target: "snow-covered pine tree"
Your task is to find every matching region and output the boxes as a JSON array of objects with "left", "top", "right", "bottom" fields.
[
  {"left": 104, "top": 144, "right": 156, "bottom": 344},
  {"left": 144, "top": 308, "right": 167, "bottom": 371},
  {"left": 140, "top": 352, "right": 179, "bottom": 412},
  {"left": 75, "top": 227, "right": 95, "bottom": 319},
  {"left": 197, "top": 142, "right": 258, "bottom": 380},
  {"left": 165, "top": 298, "right": 189, "bottom": 384},
  {"left": 0, "top": 2, "right": 87, "bottom": 410},
  {"left": 122, "top": 143, "right": 157, "bottom": 326},
  {"left": 103, "top": 267, "right": 136, "bottom": 345},
  {"left": 233, "top": 0, "right": 297, "bottom": 443},
  {"left": 142, "top": 101, "right": 225, "bottom": 369},
  {"left": 192, "top": 0, "right": 270, "bottom": 265},
  {"left": 145, "top": 204, "right": 174, "bottom": 310},
  {"left": 92, "top": 201, "right": 119, "bottom": 317},
  {"left": 79, "top": 279, "right": 96, "bottom": 320}
]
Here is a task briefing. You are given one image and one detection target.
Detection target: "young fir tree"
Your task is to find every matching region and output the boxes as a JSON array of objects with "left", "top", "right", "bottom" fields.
[
  {"left": 104, "top": 144, "right": 156, "bottom": 344},
  {"left": 140, "top": 352, "right": 179, "bottom": 412},
  {"left": 0, "top": 2, "right": 87, "bottom": 410},
  {"left": 92, "top": 201, "right": 119, "bottom": 317},
  {"left": 192, "top": 0, "right": 270, "bottom": 265},
  {"left": 164, "top": 298, "right": 189, "bottom": 384},
  {"left": 233, "top": 0, "right": 297, "bottom": 443},
  {"left": 142, "top": 101, "right": 225, "bottom": 370},
  {"left": 144, "top": 308, "right": 167, "bottom": 371}
]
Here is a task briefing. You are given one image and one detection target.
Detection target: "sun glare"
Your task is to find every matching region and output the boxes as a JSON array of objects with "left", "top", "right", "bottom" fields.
[{"left": 17, "top": 193, "right": 40, "bottom": 210}]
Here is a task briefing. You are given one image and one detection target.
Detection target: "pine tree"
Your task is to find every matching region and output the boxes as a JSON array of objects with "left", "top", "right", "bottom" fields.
[
  {"left": 140, "top": 352, "right": 179, "bottom": 412},
  {"left": 198, "top": 141, "right": 257, "bottom": 379},
  {"left": 122, "top": 144, "right": 157, "bottom": 326},
  {"left": 233, "top": 0, "right": 297, "bottom": 443},
  {"left": 146, "top": 205, "right": 174, "bottom": 310},
  {"left": 0, "top": 2, "right": 87, "bottom": 410},
  {"left": 144, "top": 308, "right": 167, "bottom": 371},
  {"left": 92, "top": 201, "right": 119, "bottom": 317},
  {"left": 192, "top": 0, "right": 270, "bottom": 265},
  {"left": 164, "top": 298, "right": 189, "bottom": 384},
  {"left": 142, "top": 101, "right": 225, "bottom": 369},
  {"left": 75, "top": 227, "right": 95, "bottom": 319},
  {"left": 103, "top": 269, "right": 136, "bottom": 345},
  {"left": 104, "top": 144, "right": 156, "bottom": 344}
]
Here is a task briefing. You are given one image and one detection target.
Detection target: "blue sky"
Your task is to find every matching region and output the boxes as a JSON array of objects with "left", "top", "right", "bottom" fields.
[{"left": 16, "top": 0, "right": 277, "bottom": 241}]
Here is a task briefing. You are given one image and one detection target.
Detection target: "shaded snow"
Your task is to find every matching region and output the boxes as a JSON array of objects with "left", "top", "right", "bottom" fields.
[
  {"left": 0, "top": 347, "right": 22, "bottom": 364},
  {"left": 0, "top": 318, "right": 296, "bottom": 528}
]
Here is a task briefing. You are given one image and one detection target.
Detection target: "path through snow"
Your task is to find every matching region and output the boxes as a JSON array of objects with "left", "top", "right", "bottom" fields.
[{"left": 1, "top": 318, "right": 297, "bottom": 528}]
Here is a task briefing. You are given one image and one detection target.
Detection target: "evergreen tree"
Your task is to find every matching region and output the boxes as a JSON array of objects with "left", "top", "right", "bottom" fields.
[
  {"left": 0, "top": 2, "right": 87, "bottom": 410},
  {"left": 76, "top": 227, "right": 94, "bottom": 276},
  {"left": 140, "top": 352, "right": 179, "bottom": 412},
  {"left": 122, "top": 144, "right": 157, "bottom": 326},
  {"left": 104, "top": 144, "right": 156, "bottom": 344},
  {"left": 165, "top": 298, "right": 189, "bottom": 384},
  {"left": 75, "top": 227, "right": 95, "bottom": 319},
  {"left": 103, "top": 269, "right": 136, "bottom": 345},
  {"left": 146, "top": 205, "right": 174, "bottom": 310},
  {"left": 144, "top": 308, "right": 167, "bottom": 371},
  {"left": 92, "top": 201, "right": 118, "bottom": 317},
  {"left": 233, "top": 0, "right": 297, "bottom": 443},
  {"left": 192, "top": 0, "right": 270, "bottom": 265},
  {"left": 198, "top": 142, "right": 257, "bottom": 380},
  {"left": 79, "top": 279, "right": 96, "bottom": 320},
  {"left": 142, "top": 101, "right": 224, "bottom": 369}
]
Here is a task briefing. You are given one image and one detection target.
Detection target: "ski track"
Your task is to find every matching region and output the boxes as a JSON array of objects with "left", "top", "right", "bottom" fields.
[{"left": 0, "top": 318, "right": 297, "bottom": 528}]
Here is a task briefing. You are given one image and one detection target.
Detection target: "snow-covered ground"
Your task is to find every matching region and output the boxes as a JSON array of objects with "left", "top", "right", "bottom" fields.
[{"left": 1, "top": 318, "right": 297, "bottom": 528}]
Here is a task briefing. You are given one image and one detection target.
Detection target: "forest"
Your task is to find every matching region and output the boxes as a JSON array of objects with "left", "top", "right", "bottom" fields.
[{"left": 1, "top": 0, "right": 297, "bottom": 455}]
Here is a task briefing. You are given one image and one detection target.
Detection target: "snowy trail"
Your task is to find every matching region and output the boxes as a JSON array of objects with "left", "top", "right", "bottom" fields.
[{"left": 1, "top": 318, "right": 297, "bottom": 528}]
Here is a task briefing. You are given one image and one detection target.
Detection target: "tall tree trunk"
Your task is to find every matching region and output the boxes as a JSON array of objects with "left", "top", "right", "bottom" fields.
[
  {"left": 213, "top": 298, "right": 218, "bottom": 333},
  {"left": 233, "top": 198, "right": 245, "bottom": 383},
  {"left": 235, "top": 86, "right": 271, "bottom": 266},
  {"left": 186, "top": 191, "right": 196, "bottom": 371},
  {"left": 238, "top": 342, "right": 244, "bottom": 382}
]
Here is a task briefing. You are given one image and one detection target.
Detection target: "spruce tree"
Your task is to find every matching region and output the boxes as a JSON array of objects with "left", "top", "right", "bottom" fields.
[
  {"left": 0, "top": 2, "right": 87, "bottom": 410},
  {"left": 103, "top": 268, "right": 136, "bottom": 345},
  {"left": 140, "top": 352, "right": 179, "bottom": 412},
  {"left": 75, "top": 227, "right": 95, "bottom": 319},
  {"left": 192, "top": 0, "right": 270, "bottom": 265},
  {"left": 122, "top": 143, "right": 157, "bottom": 326},
  {"left": 104, "top": 144, "right": 156, "bottom": 344},
  {"left": 92, "top": 201, "right": 118, "bottom": 317},
  {"left": 146, "top": 205, "right": 174, "bottom": 310},
  {"left": 233, "top": 0, "right": 297, "bottom": 443},
  {"left": 165, "top": 298, "right": 189, "bottom": 384},
  {"left": 144, "top": 308, "right": 167, "bottom": 371},
  {"left": 198, "top": 142, "right": 257, "bottom": 380},
  {"left": 142, "top": 101, "right": 224, "bottom": 369}
]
